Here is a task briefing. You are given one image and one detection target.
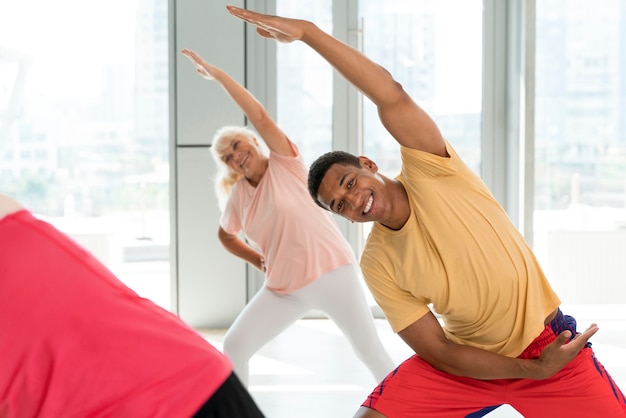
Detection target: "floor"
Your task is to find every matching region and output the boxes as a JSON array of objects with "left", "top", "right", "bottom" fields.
[{"left": 198, "top": 304, "right": 626, "bottom": 418}]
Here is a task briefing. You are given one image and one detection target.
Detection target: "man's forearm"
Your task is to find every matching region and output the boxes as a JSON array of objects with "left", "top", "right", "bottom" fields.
[{"left": 426, "top": 341, "right": 541, "bottom": 380}]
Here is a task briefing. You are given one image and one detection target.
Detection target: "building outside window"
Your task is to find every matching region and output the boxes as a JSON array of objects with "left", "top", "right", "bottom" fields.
[
  {"left": 0, "top": 0, "right": 171, "bottom": 309},
  {"left": 533, "top": 0, "right": 626, "bottom": 303}
]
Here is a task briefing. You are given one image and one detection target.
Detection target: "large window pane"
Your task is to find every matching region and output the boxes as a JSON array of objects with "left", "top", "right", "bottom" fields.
[
  {"left": 534, "top": 0, "right": 626, "bottom": 303},
  {"left": 276, "top": 0, "right": 333, "bottom": 166},
  {"left": 0, "top": 0, "right": 170, "bottom": 308},
  {"left": 360, "top": 0, "right": 483, "bottom": 238}
]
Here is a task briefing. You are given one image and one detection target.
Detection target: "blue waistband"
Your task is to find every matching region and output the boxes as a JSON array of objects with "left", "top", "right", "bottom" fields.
[{"left": 549, "top": 308, "right": 592, "bottom": 347}]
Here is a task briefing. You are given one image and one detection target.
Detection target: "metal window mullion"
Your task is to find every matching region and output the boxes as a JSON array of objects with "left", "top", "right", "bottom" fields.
[
  {"left": 482, "top": 0, "right": 510, "bottom": 217},
  {"left": 483, "top": 0, "right": 535, "bottom": 242},
  {"left": 332, "top": 0, "right": 362, "bottom": 254},
  {"left": 521, "top": 0, "right": 536, "bottom": 245}
]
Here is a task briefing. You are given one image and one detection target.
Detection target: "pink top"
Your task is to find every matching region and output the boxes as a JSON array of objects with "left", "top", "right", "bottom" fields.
[
  {"left": 0, "top": 210, "right": 232, "bottom": 418},
  {"left": 221, "top": 141, "right": 356, "bottom": 293}
]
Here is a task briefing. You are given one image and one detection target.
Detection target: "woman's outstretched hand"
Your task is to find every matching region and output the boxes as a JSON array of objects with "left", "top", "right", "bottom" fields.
[
  {"left": 180, "top": 48, "right": 218, "bottom": 81},
  {"left": 226, "top": 5, "right": 308, "bottom": 43}
]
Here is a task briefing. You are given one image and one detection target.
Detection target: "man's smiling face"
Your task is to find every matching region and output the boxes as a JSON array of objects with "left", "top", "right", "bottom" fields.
[{"left": 316, "top": 157, "right": 392, "bottom": 224}]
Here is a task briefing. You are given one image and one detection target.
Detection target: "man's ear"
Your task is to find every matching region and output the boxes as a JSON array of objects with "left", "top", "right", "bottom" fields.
[{"left": 358, "top": 156, "right": 378, "bottom": 173}]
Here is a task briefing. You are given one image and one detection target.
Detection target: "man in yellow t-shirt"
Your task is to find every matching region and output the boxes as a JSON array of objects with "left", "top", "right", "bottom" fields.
[{"left": 228, "top": 5, "right": 626, "bottom": 418}]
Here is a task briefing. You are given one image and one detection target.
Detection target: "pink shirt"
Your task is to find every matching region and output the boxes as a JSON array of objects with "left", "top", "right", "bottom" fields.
[
  {"left": 0, "top": 210, "right": 232, "bottom": 418},
  {"left": 221, "top": 141, "right": 356, "bottom": 293}
]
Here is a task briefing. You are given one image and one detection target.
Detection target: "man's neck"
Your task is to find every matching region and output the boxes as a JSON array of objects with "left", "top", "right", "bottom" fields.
[{"left": 381, "top": 179, "right": 410, "bottom": 231}]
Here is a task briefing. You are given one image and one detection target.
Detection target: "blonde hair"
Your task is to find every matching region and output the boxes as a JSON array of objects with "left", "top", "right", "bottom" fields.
[{"left": 211, "top": 126, "right": 267, "bottom": 210}]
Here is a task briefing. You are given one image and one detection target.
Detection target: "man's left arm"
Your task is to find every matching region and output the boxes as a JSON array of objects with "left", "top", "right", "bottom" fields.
[{"left": 399, "top": 311, "right": 598, "bottom": 380}]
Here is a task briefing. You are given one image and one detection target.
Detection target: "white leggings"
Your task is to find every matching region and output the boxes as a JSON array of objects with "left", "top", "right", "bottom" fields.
[{"left": 223, "top": 264, "right": 395, "bottom": 387}]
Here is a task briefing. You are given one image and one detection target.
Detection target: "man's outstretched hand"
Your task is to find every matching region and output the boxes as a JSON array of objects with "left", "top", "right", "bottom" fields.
[
  {"left": 532, "top": 323, "right": 598, "bottom": 379},
  {"left": 226, "top": 5, "right": 309, "bottom": 43}
]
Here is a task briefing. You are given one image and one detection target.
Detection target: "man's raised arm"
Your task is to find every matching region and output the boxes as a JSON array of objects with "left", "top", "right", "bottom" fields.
[{"left": 227, "top": 5, "right": 446, "bottom": 156}]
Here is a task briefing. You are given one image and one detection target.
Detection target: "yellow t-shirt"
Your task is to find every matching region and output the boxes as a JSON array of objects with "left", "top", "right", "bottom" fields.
[{"left": 360, "top": 143, "right": 561, "bottom": 357}]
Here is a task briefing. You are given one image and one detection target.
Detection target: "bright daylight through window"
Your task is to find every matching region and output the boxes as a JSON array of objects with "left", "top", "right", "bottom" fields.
[{"left": 0, "top": 0, "right": 170, "bottom": 308}]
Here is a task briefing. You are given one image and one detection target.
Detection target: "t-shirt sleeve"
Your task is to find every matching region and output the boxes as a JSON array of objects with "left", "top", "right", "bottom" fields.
[
  {"left": 400, "top": 141, "right": 467, "bottom": 181},
  {"left": 269, "top": 139, "right": 308, "bottom": 183},
  {"left": 361, "top": 250, "right": 431, "bottom": 333},
  {"left": 219, "top": 192, "right": 242, "bottom": 235}
]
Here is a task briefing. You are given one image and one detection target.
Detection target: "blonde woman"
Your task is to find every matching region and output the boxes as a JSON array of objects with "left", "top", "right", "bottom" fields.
[{"left": 181, "top": 48, "right": 394, "bottom": 388}]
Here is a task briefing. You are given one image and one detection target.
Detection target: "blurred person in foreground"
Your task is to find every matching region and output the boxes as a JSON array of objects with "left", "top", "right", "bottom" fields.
[{"left": 0, "top": 193, "right": 265, "bottom": 418}]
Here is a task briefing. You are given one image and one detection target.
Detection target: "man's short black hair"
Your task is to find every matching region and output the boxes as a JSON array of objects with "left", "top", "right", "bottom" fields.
[{"left": 308, "top": 151, "right": 361, "bottom": 210}]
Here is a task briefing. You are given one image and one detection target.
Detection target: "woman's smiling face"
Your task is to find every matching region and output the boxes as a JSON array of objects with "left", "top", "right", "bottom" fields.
[{"left": 220, "top": 134, "right": 263, "bottom": 177}]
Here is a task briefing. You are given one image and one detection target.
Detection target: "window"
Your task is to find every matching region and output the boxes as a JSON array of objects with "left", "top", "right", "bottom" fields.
[
  {"left": 360, "top": 0, "right": 483, "bottom": 240},
  {"left": 0, "top": 0, "right": 170, "bottom": 308},
  {"left": 533, "top": 0, "right": 626, "bottom": 303},
  {"left": 276, "top": 0, "right": 333, "bottom": 167},
  {"left": 274, "top": 0, "right": 482, "bottom": 308}
]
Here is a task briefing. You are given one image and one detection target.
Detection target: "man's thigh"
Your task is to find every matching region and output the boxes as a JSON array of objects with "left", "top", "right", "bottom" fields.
[
  {"left": 509, "top": 348, "right": 626, "bottom": 418},
  {"left": 362, "top": 355, "right": 506, "bottom": 418}
]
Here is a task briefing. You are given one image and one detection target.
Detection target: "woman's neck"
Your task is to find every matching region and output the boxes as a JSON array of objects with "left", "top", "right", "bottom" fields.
[{"left": 245, "top": 157, "right": 269, "bottom": 187}]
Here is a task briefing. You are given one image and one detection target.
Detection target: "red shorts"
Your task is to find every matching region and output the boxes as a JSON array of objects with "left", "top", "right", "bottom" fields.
[{"left": 363, "top": 311, "right": 626, "bottom": 417}]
